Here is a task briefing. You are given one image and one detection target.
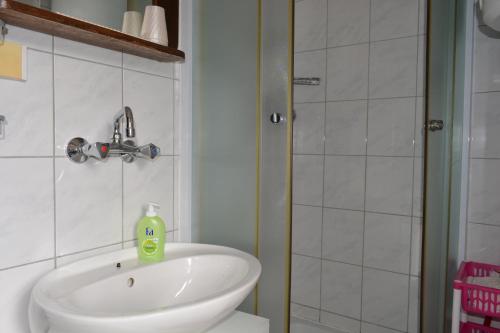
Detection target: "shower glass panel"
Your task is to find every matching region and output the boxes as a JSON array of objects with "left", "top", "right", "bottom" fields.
[
  {"left": 422, "top": 0, "right": 457, "bottom": 331},
  {"left": 191, "top": 0, "right": 293, "bottom": 329},
  {"left": 291, "top": 1, "right": 426, "bottom": 332},
  {"left": 191, "top": 0, "right": 260, "bottom": 312}
]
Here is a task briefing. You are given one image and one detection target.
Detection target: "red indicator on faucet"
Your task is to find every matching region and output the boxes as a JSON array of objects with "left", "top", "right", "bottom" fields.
[{"left": 101, "top": 145, "right": 108, "bottom": 153}]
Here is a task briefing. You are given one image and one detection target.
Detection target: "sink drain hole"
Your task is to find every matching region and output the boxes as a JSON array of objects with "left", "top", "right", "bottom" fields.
[{"left": 127, "top": 277, "right": 135, "bottom": 287}]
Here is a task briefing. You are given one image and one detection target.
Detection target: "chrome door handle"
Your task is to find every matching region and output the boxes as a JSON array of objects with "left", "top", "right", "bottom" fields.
[
  {"left": 270, "top": 113, "right": 285, "bottom": 124},
  {"left": 427, "top": 120, "right": 444, "bottom": 132}
]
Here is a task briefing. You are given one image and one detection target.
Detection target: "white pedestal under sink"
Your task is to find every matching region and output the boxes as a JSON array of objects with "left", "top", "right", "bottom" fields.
[{"left": 207, "top": 311, "right": 269, "bottom": 333}]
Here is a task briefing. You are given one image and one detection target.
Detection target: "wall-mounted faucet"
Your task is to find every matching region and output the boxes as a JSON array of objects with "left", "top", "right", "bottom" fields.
[{"left": 66, "top": 106, "right": 160, "bottom": 164}]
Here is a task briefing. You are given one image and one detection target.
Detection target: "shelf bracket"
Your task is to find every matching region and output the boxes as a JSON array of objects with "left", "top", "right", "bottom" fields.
[{"left": 0, "top": 19, "right": 7, "bottom": 45}]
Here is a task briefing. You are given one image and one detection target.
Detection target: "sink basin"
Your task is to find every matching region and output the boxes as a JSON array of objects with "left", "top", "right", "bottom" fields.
[{"left": 29, "top": 243, "right": 261, "bottom": 333}]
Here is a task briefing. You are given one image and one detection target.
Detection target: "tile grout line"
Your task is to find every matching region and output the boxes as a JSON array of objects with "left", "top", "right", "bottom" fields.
[
  {"left": 294, "top": 94, "right": 426, "bottom": 105},
  {"left": 51, "top": 35, "right": 57, "bottom": 268},
  {"left": 407, "top": 1, "right": 423, "bottom": 330},
  {"left": 294, "top": 32, "right": 427, "bottom": 55},
  {"left": 291, "top": 300, "right": 408, "bottom": 333},
  {"left": 465, "top": 7, "right": 479, "bottom": 262},
  {"left": 359, "top": 0, "right": 374, "bottom": 326},
  {"left": 293, "top": 203, "right": 423, "bottom": 219},
  {"left": 52, "top": 52, "right": 176, "bottom": 80},
  {"left": 293, "top": 252, "right": 420, "bottom": 278},
  {"left": 172, "top": 75, "right": 177, "bottom": 238},
  {"left": 121, "top": 52, "right": 125, "bottom": 249},
  {"left": 0, "top": 258, "right": 55, "bottom": 273},
  {"left": 317, "top": 0, "right": 329, "bottom": 322},
  {"left": 293, "top": 152, "right": 419, "bottom": 158}
]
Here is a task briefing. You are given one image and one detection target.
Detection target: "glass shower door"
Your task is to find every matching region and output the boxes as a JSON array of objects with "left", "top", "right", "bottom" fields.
[
  {"left": 422, "top": 0, "right": 462, "bottom": 331},
  {"left": 191, "top": 0, "right": 293, "bottom": 331}
]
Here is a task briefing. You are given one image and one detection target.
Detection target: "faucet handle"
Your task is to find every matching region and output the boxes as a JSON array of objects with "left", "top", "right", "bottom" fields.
[
  {"left": 66, "top": 138, "right": 110, "bottom": 163},
  {"left": 137, "top": 143, "right": 160, "bottom": 160},
  {"left": 83, "top": 142, "right": 110, "bottom": 160}
]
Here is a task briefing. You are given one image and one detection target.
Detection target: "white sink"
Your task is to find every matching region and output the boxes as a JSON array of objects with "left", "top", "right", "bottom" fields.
[{"left": 29, "top": 243, "right": 261, "bottom": 333}]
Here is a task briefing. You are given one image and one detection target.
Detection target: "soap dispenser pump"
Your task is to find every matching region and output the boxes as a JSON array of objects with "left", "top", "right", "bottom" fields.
[{"left": 137, "top": 202, "right": 166, "bottom": 263}]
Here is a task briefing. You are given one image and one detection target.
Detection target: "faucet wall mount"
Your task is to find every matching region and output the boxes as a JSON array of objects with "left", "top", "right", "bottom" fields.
[{"left": 65, "top": 107, "right": 160, "bottom": 164}]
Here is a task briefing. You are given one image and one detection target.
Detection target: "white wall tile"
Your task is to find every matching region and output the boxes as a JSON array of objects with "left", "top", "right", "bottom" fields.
[
  {"left": 322, "top": 208, "right": 364, "bottom": 265},
  {"left": 474, "top": 26, "right": 500, "bottom": 93},
  {"left": 320, "top": 311, "right": 361, "bottom": 333},
  {"left": 470, "top": 92, "right": 500, "bottom": 158},
  {"left": 0, "top": 50, "right": 53, "bottom": 156},
  {"left": 291, "top": 254, "right": 322, "bottom": 308},
  {"left": 166, "top": 230, "right": 175, "bottom": 242},
  {"left": 321, "top": 261, "right": 362, "bottom": 319},
  {"left": 370, "top": 0, "right": 419, "bottom": 41},
  {"left": 0, "top": 260, "right": 54, "bottom": 333},
  {"left": 362, "top": 268, "right": 409, "bottom": 331},
  {"left": 293, "top": 103, "right": 325, "bottom": 154},
  {"left": 56, "top": 243, "right": 122, "bottom": 267},
  {"left": 366, "top": 157, "right": 413, "bottom": 215},
  {"left": 410, "top": 218, "right": 422, "bottom": 276},
  {"left": 0, "top": 30, "right": 181, "bottom": 331},
  {"left": 414, "top": 98, "right": 424, "bottom": 157},
  {"left": 416, "top": 35, "right": 426, "bottom": 97},
  {"left": 466, "top": 223, "right": 500, "bottom": 265},
  {"left": 123, "top": 54, "right": 174, "bottom": 78},
  {"left": 413, "top": 157, "right": 423, "bottom": 217},
  {"left": 124, "top": 70, "right": 174, "bottom": 155},
  {"left": 173, "top": 80, "right": 181, "bottom": 155},
  {"left": 124, "top": 156, "right": 174, "bottom": 241},
  {"left": 55, "top": 158, "right": 122, "bottom": 256},
  {"left": 173, "top": 156, "right": 180, "bottom": 231},
  {"left": 369, "top": 37, "right": 418, "bottom": 99},
  {"left": 324, "top": 156, "right": 366, "bottom": 210},
  {"left": 327, "top": 0, "right": 370, "bottom": 47},
  {"left": 419, "top": 0, "right": 428, "bottom": 34},
  {"left": 295, "top": 0, "right": 327, "bottom": 52},
  {"left": 364, "top": 213, "right": 411, "bottom": 274},
  {"left": 367, "top": 98, "right": 416, "bottom": 156},
  {"left": 325, "top": 101, "right": 367, "bottom": 155},
  {"left": 327, "top": 44, "right": 369, "bottom": 101},
  {"left": 408, "top": 276, "right": 420, "bottom": 333},
  {"left": 361, "top": 323, "right": 400, "bottom": 333},
  {"left": 294, "top": 50, "right": 327, "bottom": 103},
  {"left": 54, "top": 55, "right": 122, "bottom": 155},
  {"left": 292, "top": 1, "right": 424, "bottom": 329},
  {"left": 291, "top": 303, "right": 320, "bottom": 322},
  {"left": 293, "top": 155, "right": 324, "bottom": 206},
  {"left": 54, "top": 38, "right": 122, "bottom": 67},
  {"left": 293, "top": 205, "right": 323, "bottom": 257},
  {"left": 0, "top": 159, "right": 54, "bottom": 269},
  {"left": 468, "top": 158, "right": 500, "bottom": 225},
  {"left": 6, "top": 25, "right": 53, "bottom": 52}
]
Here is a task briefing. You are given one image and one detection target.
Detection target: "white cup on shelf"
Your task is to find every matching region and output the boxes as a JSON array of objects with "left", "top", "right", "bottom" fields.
[
  {"left": 140, "top": 5, "right": 168, "bottom": 46},
  {"left": 480, "top": 0, "right": 500, "bottom": 32},
  {"left": 122, "top": 11, "right": 143, "bottom": 37}
]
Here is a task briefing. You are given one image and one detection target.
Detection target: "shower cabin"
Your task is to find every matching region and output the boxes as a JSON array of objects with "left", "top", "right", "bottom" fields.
[{"left": 192, "top": 0, "right": 476, "bottom": 332}]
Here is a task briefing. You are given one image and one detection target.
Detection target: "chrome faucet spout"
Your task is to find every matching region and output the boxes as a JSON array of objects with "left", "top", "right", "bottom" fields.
[{"left": 113, "top": 106, "right": 135, "bottom": 143}]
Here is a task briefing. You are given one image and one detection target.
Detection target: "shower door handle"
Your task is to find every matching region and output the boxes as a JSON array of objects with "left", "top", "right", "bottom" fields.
[
  {"left": 427, "top": 119, "right": 444, "bottom": 132},
  {"left": 270, "top": 113, "right": 286, "bottom": 124}
]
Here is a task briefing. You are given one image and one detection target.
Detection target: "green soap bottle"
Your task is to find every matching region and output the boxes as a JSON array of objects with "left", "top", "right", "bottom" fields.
[{"left": 137, "top": 202, "right": 165, "bottom": 263}]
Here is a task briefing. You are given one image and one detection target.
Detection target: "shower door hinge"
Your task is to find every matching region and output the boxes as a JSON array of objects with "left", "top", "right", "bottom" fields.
[{"left": 426, "top": 119, "right": 444, "bottom": 132}]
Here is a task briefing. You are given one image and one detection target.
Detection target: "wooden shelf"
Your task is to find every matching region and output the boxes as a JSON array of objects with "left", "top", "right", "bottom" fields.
[{"left": 0, "top": 0, "right": 185, "bottom": 62}]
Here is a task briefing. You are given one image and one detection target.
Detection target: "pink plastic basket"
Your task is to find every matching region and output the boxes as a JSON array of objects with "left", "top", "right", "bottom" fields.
[
  {"left": 460, "top": 322, "right": 500, "bottom": 333},
  {"left": 454, "top": 262, "right": 500, "bottom": 318}
]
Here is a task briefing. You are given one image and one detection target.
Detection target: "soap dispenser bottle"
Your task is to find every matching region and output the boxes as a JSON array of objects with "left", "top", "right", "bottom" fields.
[{"left": 137, "top": 202, "right": 165, "bottom": 263}]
